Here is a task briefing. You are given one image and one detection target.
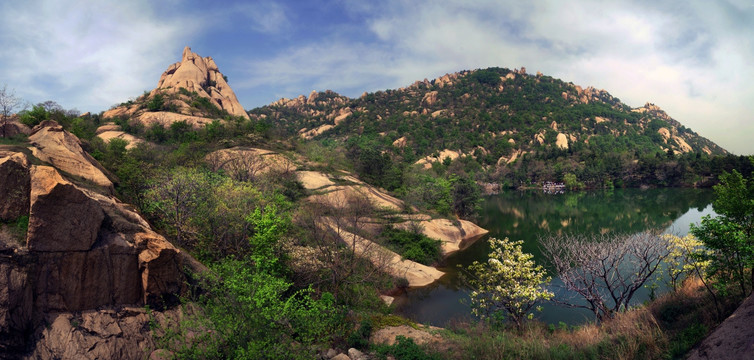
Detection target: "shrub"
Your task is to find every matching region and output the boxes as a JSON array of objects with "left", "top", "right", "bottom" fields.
[{"left": 381, "top": 227, "right": 441, "bottom": 265}]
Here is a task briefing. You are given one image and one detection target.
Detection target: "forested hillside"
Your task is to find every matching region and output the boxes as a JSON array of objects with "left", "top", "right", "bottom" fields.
[{"left": 251, "top": 67, "right": 740, "bottom": 189}]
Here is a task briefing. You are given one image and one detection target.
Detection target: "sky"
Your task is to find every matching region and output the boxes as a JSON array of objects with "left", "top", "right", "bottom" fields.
[{"left": 0, "top": 0, "right": 752, "bottom": 154}]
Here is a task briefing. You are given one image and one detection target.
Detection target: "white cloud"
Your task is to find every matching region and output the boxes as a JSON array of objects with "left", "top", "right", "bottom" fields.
[
  {"left": 0, "top": 0, "right": 197, "bottom": 112},
  {"left": 232, "top": 1, "right": 291, "bottom": 34}
]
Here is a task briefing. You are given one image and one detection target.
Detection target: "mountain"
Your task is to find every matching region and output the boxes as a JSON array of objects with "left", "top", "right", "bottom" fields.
[
  {"left": 252, "top": 68, "right": 725, "bottom": 158},
  {"left": 103, "top": 46, "right": 248, "bottom": 128}
]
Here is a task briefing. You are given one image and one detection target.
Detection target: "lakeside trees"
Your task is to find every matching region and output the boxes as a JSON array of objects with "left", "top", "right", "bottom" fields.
[
  {"left": 692, "top": 161, "right": 754, "bottom": 298},
  {"left": 542, "top": 231, "right": 672, "bottom": 321}
]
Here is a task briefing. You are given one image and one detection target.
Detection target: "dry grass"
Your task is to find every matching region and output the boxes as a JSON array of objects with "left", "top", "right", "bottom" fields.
[{"left": 434, "top": 277, "right": 734, "bottom": 360}]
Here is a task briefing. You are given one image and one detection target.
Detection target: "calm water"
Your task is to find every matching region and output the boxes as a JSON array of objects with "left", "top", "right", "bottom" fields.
[{"left": 395, "top": 188, "right": 716, "bottom": 326}]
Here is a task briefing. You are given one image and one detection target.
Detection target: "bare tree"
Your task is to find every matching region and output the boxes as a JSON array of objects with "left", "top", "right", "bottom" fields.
[
  {"left": 0, "top": 85, "right": 21, "bottom": 119},
  {"left": 296, "top": 191, "right": 392, "bottom": 298},
  {"left": 206, "top": 150, "right": 267, "bottom": 183},
  {"left": 541, "top": 231, "right": 672, "bottom": 321}
]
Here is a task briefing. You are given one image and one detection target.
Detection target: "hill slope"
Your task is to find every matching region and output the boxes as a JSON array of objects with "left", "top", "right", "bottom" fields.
[{"left": 249, "top": 67, "right": 728, "bottom": 188}]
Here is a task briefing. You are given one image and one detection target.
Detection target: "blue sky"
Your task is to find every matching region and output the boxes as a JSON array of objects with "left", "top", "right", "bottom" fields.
[{"left": 1, "top": 0, "right": 753, "bottom": 154}]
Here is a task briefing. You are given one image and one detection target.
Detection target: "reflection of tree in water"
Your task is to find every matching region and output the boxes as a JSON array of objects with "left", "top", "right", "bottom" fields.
[
  {"left": 450, "top": 188, "right": 714, "bottom": 266},
  {"left": 400, "top": 188, "right": 715, "bottom": 326}
]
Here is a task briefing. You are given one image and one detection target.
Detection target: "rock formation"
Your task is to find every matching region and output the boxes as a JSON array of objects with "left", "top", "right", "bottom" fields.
[
  {"left": 0, "top": 116, "right": 31, "bottom": 138},
  {"left": 103, "top": 46, "right": 249, "bottom": 127},
  {"left": 0, "top": 123, "right": 194, "bottom": 357},
  {"left": 154, "top": 46, "right": 248, "bottom": 119},
  {"left": 28, "top": 121, "right": 114, "bottom": 190}
]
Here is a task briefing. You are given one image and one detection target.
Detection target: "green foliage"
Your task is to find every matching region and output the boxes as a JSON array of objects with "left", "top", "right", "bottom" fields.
[
  {"left": 381, "top": 226, "right": 441, "bottom": 265},
  {"left": 691, "top": 165, "right": 754, "bottom": 297},
  {"left": 374, "top": 336, "right": 442, "bottom": 360},
  {"left": 667, "top": 323, "right": 708, "bottom": 359},
  {"left": 246, "top": 204, "right": 289, "bottom": 274},
  {"left": 452, "top": 174, "right": 481, "bottom": 219},
  {"left": 146, "top": 93, "right": 164, "bottom": 111},
  {"left": 18, "top": 105, "right": 49, "bottom": 127},
  {"left": 464, "top": 237, "right": 553, "bottom": 329},
  {"left": 655, "top": 234, "right": 711, "bottom": 292},
  {"left": 0, "top": 215, "right": 29, "bottom": 244},
  {"left": 563, "top": 173, "right": 584, "bottom": 190},
  {"left": 159, "top": 258, "right": 342, "bottom": 359},
  {"left": 347, "top": 319, "right": 373, "bottom": 349}
]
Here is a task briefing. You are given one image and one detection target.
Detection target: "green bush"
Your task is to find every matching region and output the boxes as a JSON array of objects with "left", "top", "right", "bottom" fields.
[
  {"left": 348, "top": 319, "right": 373, "bottom": 349},
  {"left": 381, "top": 227, "right": 441, "bottom": 265},
  {"left": 375, "top": 336, "right": 441, "bottom": 360},
  {"left": 146, "top": 94, "right": 164, "bottom": 111}
]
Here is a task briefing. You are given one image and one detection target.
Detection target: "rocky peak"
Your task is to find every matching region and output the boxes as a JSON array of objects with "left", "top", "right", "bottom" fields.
[{"left": 154, "top": 46, "right": 248, "bottom": 119}]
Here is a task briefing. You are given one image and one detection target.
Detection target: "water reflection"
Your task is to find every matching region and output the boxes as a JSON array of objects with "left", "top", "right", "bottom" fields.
[{"left": 395, "top": 188, "right": 715, "bottom": 326}]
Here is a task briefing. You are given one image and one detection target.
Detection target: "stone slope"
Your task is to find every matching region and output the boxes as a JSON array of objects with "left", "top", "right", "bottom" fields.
[
  {"left": 28, "top": 120, "right": 114, "bottom": 190},
  {"left": 687, "top": 294, "right": 754, "bottom": 359}
]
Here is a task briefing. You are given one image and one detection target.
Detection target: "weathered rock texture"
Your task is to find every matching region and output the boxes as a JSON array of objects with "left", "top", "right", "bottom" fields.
[
  {"left": 95, "top": 123, "right": 144, "bottom": 149},
  {"left": 0, "top": 117, "right": 31, "bottom": 138},
  {"left": 296, "top": 169, "right": 488, "bottom": 287},
  {"left": 156, "top": 46, "right": 248, "bottom": 119},
  {"left": 103, "top": 46, "right": 249, "bottom": 127},
  {"left": 28, "top": 121, "right": 113, "bottom": 190},
  {"left": 687, "top": 294, "right": 754, "bottom": 360},
  {"left": 0, "top": 131, "right": 191, "bottom": 357},
  {"left": 0, "top": 152, "right": 30, "bottom": 221}
]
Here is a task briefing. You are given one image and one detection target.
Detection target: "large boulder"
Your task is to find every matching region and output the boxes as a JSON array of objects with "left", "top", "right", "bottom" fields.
[
  {"left": 0, "top": 152, "right": 30, "bottom": 221},
  {"left": 0, "top": 118, "right": 31, "bottom": 138},
  {"left": 28, "top": 121, "right": 113, "bottom": 190},
  {"left": 104, "top": 46, "right": 249, "bottom": 123},
  {"left": 0, "top": 147, "right": 193, "bottom": 356},
  {"left": 27, "top": 166, "right": 104, "bottom": 252}
]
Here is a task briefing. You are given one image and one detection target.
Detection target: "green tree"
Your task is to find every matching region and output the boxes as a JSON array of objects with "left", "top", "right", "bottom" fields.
[
  {"left": 692, "top": 165, "right": 754, "bottom": 296},
  {"left": 464, "top": 237, "right": 553, "bottom": 329}
]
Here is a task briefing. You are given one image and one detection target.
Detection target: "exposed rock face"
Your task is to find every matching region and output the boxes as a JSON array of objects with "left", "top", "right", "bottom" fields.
[
  {"left": 0, "top": 145, "right": 191, "bottom": 356},
  {"left": 687, "top": 294, "right": 754, "bottom": 359},
  {"left": 155, "top": 46, "right": 248, "bottom": 119},
  {"left": 555, "top": 133, "right": 569, "bottom": 149},
  {"left": 0, "top": 117, "right": 31, "bottom": 138},
  {"left": 0, "top": 152, "right": 30, "bottom": 221},
  {"left": 296, "top": 169, "right": 488, "bottom": 288},
  {"left": 103, "top": 46, "right": 250, "bottom": 127},
  {"left": 28, "top": 121, "right": 113, "bottom": 190},
  {"left": 30, "top": 307, "right": 183, "bottom": 360},
  {"left": 27, "top": 166, "right": 104, "bottom": 252},
  {"left": 205, "top": 147, "right": 296, "bottom": 180},
  {"left": 95, "top": 123, "right": 144, "bottom": 149}
]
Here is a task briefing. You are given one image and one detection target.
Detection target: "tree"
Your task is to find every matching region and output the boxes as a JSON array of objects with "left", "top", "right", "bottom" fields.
[
  {"left": 464, "top": 237, "right": 553, "bottom": 329},
  {"left": 0, "top": 84, "right": 21, "bottom": 119},
  {"left": 144, "top": 167, "right": 212, "bottom": 249},
  {"left": 296, "top": 191, "right": 392, "bottom": 300},
  {"left": 691, "top": 165, "right": 754, "bottom": 296},
  {"left": 542, "top": 231, "right": 671, "bottom": 321}
]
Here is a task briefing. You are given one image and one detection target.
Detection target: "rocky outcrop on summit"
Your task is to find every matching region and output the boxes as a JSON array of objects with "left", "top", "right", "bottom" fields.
[
  {"left": 154, "top": 46, "right": 248, "bottom": 119},
  {"left": 0, "top": 144, "right": 191, "bottom": 357},
  {"left": 103, "top": 46, "right": 248, "bottom": 127}
]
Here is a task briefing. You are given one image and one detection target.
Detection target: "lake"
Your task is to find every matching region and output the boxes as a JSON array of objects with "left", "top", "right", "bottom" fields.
[{"left": 394, "top": 187, "right": 716, "bottom": 326}]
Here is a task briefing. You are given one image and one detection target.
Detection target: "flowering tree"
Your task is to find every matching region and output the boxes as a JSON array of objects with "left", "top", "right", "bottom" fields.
[{"left": 465, "top": 237, "right": 553, "bottom": 329}]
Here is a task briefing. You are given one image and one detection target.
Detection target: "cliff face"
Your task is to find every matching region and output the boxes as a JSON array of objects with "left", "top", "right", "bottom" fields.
[{"left": 0, "top": 122, "right": 193, "bottom": 357}]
